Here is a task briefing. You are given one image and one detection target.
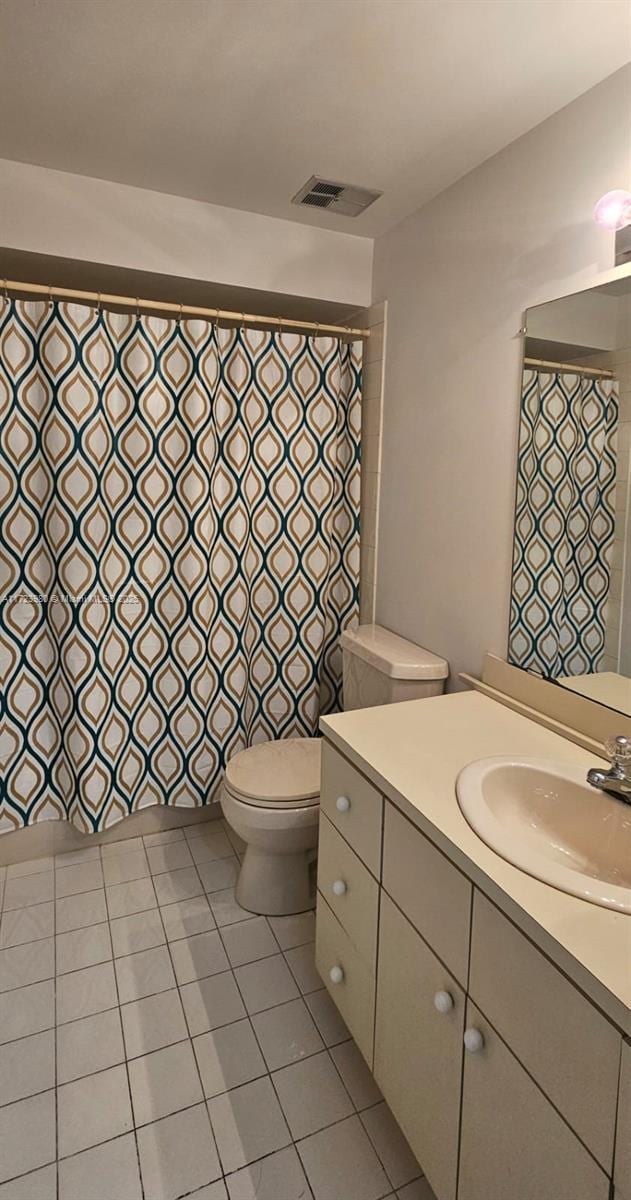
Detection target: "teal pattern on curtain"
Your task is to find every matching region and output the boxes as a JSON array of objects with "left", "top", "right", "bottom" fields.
[
  {"left": 0, "top": 300, "right": 361, "bottom": 833},
  {"left": 508, "top": 367, "right": 618, "bottom": 679}
]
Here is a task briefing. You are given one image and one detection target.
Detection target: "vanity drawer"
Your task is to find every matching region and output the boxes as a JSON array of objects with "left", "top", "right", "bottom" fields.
[
  {"left": 317, "top": 813, "right": 379, "bottom": 969},
  {"left": 615, "top": 1040, "right": 631, "bottom": 1200},
  {"left": 469, "top": 891, "right": 621, "bottom": 1172},
  {"left": 382, "top": 801, "right": 472, "bottom": 987},
  {"left": 320, "top": 740, "right": 383, "bottom": 878},
  {"left": 315, "top": 892, "right": 376, "bottom": 1066}
]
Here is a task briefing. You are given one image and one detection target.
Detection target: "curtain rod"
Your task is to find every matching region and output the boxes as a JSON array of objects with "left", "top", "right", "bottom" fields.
[
  {"left": 0, "top": 278, "right": 370, "bottom": 339},
  {"left": 524, "top": 355, "right": 614, "bottom": 380}
]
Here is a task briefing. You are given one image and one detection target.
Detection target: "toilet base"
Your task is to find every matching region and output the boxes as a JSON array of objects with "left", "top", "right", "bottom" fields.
[{"left": 236, "top": 844, "right": 316, "bottom": 916}]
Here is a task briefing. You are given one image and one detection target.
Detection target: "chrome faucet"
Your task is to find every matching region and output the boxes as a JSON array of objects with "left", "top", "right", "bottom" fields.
[{"left": 587, "top": 735, "right": 631, "bottom": 806}]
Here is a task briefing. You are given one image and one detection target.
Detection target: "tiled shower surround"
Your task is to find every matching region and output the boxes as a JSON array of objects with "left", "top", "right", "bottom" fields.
[{"left": 0, "top": 819, "right": 433, "bottom": 1200}]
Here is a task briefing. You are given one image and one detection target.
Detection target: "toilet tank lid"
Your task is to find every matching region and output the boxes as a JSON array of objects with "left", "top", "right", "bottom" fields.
[{"left": 340, "top": 624, "right": 449, "bottom": 680}]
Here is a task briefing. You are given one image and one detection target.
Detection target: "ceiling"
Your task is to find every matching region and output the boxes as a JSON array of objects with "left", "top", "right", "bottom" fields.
[{"left": 0, "top": 0, "right": 629, "bottom": 239}]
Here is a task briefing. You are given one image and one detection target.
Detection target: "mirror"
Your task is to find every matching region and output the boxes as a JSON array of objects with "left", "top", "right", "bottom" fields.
[{"left": 508, "top": 272, "right": 631, "bottom": 716}]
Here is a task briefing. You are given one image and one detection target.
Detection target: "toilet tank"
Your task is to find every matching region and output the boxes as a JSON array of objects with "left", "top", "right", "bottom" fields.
[{"left": 340, "top": 623, "right": 449, "bottom": 712}]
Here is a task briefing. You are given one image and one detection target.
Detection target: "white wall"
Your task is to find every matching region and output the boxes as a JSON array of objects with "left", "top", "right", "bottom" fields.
[
  {"left": 372, "top": 65, "right": 631, "bottom": 688},
  {"left": 0, "top": 159, "right": 373, "bottom": 307},
  {"left": 527, "top": 289, "right": 619, "bottom": 350}
]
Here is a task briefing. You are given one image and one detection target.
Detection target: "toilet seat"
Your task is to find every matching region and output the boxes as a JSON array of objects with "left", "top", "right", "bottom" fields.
[{"left": 224, "top": 737, "right": 321, "bottom": 809}]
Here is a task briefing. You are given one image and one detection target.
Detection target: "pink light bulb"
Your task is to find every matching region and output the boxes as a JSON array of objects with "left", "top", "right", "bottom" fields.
[{"left": 593, "top": 190, "right": 631, "bottom": 231}]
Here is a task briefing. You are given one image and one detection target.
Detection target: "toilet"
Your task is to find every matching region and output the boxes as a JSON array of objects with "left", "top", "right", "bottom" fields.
[{"left": 221, "top": 623, "right": 448, "bottom": 915}]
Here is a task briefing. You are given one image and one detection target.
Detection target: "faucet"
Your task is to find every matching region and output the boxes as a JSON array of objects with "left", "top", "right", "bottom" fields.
[{"left": 587, "top": 735, "right": 631, "bottom": 806}]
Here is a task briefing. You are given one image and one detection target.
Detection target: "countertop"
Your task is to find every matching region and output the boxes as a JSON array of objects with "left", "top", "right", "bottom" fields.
[{"left": 320, "top": 690, "right": 631, "bottom": 1034}]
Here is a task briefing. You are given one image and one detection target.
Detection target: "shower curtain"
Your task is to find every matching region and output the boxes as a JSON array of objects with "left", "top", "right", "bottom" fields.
[
  {"left": 0, "top": 300, "right": 361, "bottom": 833},
  {"left": 508, "top": 367, "right": 618, "bottom": 679}
]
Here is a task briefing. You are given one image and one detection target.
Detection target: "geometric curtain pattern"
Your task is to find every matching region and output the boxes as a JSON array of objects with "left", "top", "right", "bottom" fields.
[
  {"left": 508, "top": 367, "right": 618, "bottom": 680},
  {"left": 0, "top": 300, "right": 361, "bottom": 833}
]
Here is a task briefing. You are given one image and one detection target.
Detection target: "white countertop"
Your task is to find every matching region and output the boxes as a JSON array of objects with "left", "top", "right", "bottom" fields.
[{"left": 320, "top": 690, "right": 631, "bottom": 1034}]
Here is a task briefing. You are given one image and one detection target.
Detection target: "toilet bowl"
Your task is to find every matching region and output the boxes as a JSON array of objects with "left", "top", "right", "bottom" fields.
[{"left": 221, "top": 624, "right": 449, "bottom": 916}]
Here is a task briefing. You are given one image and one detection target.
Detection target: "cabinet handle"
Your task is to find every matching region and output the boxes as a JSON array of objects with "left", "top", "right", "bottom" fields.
[
  {"left": 332, "top": 879, "right": 347, "bottom": 896},
  {"left": 464, "top": 1028, "right": 485, "bottom": 1054},
  {"left": 329, "top": 965, "right": 344, "bottom": 985},
  {"left": 433, "top": 990, "right": 454, "bottom": 1014},
  {"left": 336, "top": 795, "right": 351, "bottom": 813}
]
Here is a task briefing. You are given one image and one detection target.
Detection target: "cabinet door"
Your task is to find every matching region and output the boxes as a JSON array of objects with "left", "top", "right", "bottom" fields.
[
  {"left": 615, "top": 1040, "right": 631, "bottom": 1200},
  {"left": 458, "top": 1003, "right": 609, "bottom": 1200},
  {"left": 374, "top": 892, "right": 465, "bottom": 1200}
]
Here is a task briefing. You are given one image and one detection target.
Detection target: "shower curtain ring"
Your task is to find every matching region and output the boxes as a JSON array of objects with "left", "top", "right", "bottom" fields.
[
  {"left": 135, "top": 297, "right": 140, "bottom": 321},
  {"left": 176, "top": 302, "right": 183, "bottom": 325},
  {"left": 47, "top": 285, "right": 53, "bottom": 310},
  {"left": 2, "top": 280, "right": 8, "bottom": 307},
  {"left": 97, "top": 293, "right": 102, "bottom": 314}
]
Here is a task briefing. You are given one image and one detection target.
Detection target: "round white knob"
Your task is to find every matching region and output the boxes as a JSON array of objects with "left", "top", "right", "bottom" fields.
[
  {"left": 433, "top": 990, "right": 454, "bottom": 1014},
  {"left": 332, "top": 879, "right": 347, "bottom": 897},
  {"left": 336, "top": 795, "right": 350, "bottom": 813},
  {"left": 329, "top": 965, "right": 344, "bottom": 985},
  {"left": 464, "top": 1028, "right": 485, "bottom": 1054}
]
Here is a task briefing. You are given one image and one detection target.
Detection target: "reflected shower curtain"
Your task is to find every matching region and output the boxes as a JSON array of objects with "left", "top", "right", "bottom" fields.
[
  {"left": 509, "top": 367, "right": 617, "bottom": 679},
  {"left": 0, "top": 301, "right": 361, "bottom": 832}
]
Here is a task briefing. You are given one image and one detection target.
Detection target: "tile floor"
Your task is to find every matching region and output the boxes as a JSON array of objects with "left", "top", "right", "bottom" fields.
[{"left": 0, "top": 819, "right": 436, "bottom": 1200}]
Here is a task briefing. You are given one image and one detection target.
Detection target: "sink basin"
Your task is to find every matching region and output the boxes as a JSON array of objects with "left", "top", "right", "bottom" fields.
[{"left": 456, "top": 757, "right": 631, "bottom": 913}]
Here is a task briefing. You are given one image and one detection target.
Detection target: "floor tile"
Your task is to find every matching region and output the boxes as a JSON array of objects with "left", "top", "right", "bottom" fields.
[
  {"left": 198, "top": 856, "right": 240, "bottom": 894},
  {"left": 0, "top": 937, "right": 54, "bottom": 992},
  {"left": 143, "top": 828, "right": 185, "bottom": 848},
  {"left": 102, "top": 848, "right": 149, "bottom": 886},
  {"left": 268, "top": 910, "right": 316, "bottom": 950},
  {"left": 153, "top": 866, "right": 203, "bottom": 905},
  {"left": 0, "top": 1163, "right": 56, "bottom": 1200},
  {"left": 0, "top": 979, "right": 55, "bottom": 1043},
  {"left": 3, "top": 872, "right": 54, "bottom": 910},
  {"left": 361, "top": 1102, "right": 421, "bottom": 1189},
  {"left": 115, "top": 944, "right": 176, "bottom": 1003},
  {"left": 55, "top": 922, "right": 112, "bottom": 974},
  {"left": 189, "top": 1183, "right": 228, "bottom": 1200},
  {"left": 121, "top": 988, "right": 188, "bottom": 1059},
  {"left": 106, "top": 876, "right": 157, "bottom": 919},
  {"left": 110, "top": 907, "right": 166, "bottom": 957},
  {"left": 101, "top": 835, "right": 145, "bottom": 858},
  {"left": 58, "top": 1132, "right": 142, "bottom": 1200},
  {"left": 234, "top": 953, "right": 299, "bottom": 1014},
  {"left": 0, "top": 1090, "right": 56, "bottom": 1183},
  {"left": 181, "top": 971, "right": 246, "bottom": 1036},
  {"left": 56, "top": 960, "right": 118, "bottom": 1024},
  {"left": 7, "top": 857, "right": 54, "bottom": 878},
  {"left": 54, "top": 845, "right": 101, "bottom": 867},
  {"left": 137, "top": 1103, "right": 222, "bottom": 1200},
  {"left": 208, "top": 888, "right": 254, "bottom": 927},
  {"left": 284, "top": 942, "right": 321, "bottom": 994},
  {"left": 57, "top": 1006, "right": 125, "bottom": 1084},
  {"left": 146, "top": 840, "right": 194, "bottom": 874},
  {"left": 0, "top": 1030, "right": 55, "bottom": 1106},
  {"left": 161, "top": 895, "right": 216, "bottom": 941},
  {"left": 251, "top": 997, "right": 324, "bottom": 1071},
  {"left": 297, "top": 1114, "right": 390, "bottom": 1200},
  {"left": 220, "top": 916, "right": 278, "bottom": 968},
  {"left": 226, "top": 1144, "right": 313, "bottom": 1200},
  {"left": 305, "top": 988, "right": 350, "bottom": 1046},
  {"left": 193, "top": 1018, "right": 266, "bottom": 1098},
  {"left": 397, "top": 1181, "right": 436, "bottom": 1200},
  {"left": 58, "top": 1063, "right": 133, "bottom": 1157},
  {"left": 223, "top": 827, "right": 246, "bottom": 856},
  {"left": 55, "top": 861, "right": 104, "bottom": 898},
  {"left": 208, "top": 1076, "right": 291, "bottom": 1174},
  {"left": 0, "top": 902, "right": 54, "bottom": 949},
  {"left": 331, "top": 1039, "right": 383, "bottom": 1110},
  {"left": 170, "top": 929, "right": 230, "bottom": 985},
  {"left": 273, "top": 1049, "right": 353, "bottom": 1139},
  {"left": 55, "top": 889, "right": 107, "bottom": 933},
  {"left": 188, "top": 829, "right": 234, "bottom": 864},
  {"left": 129, "top": 1038, "right": 203, "bottom": 1125}
]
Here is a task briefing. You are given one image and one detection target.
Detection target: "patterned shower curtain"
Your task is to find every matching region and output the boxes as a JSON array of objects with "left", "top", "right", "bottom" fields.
[
  {"left": 0, "top": 300, "right": 361, "bottom": 833},
  {"left": 509, "top": 367, "right": 618, "bottom": 679}
]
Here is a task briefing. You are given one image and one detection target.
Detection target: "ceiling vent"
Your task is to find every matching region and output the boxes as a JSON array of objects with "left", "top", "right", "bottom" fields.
[{"left": 292, "top": 176, "right": 382, "bottom": 218}]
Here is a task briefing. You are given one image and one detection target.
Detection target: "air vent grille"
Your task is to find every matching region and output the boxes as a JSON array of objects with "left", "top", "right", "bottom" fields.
[{"left": 292, "top": 176, "right": 382, "bottom": 218}]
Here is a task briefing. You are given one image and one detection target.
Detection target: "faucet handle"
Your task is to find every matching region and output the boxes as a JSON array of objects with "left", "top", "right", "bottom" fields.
[{"left": 604, "top": 734, "right": 631, "bottom": 766}]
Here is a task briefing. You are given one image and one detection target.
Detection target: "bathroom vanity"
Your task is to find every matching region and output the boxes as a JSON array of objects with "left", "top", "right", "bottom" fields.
[{"left": 316, "top": 691, "right": 631, "bottom": 1200}]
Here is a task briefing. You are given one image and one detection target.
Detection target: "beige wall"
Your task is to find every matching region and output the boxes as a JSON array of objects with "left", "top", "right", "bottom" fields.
[
  {"left": 352, "top": 302, "right": 386, "bottom": 624},
  {"left": 0, "top": 158, "right": 373, "bottom": 308},
  {"left": 372, "top": 66, "right": 631, "bottom": 688}
]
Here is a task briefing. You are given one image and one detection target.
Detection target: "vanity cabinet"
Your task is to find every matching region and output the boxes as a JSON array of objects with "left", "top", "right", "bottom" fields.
[{"left": 316, "top": 739, "right": 628, "bottom": 1200}]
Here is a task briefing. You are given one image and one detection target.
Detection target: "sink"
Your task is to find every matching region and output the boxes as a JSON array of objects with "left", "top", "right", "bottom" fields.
[{"left": 456, "top": 757, "right": 631, "bottom": 913}]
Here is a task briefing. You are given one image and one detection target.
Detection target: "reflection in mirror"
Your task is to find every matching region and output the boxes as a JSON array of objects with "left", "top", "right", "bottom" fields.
[{"left": 508, "top": 274, "right": 631, "bottom": 716}]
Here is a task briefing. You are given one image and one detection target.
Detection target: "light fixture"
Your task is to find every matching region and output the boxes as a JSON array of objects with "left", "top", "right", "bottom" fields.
[{"left": 593, "top": 189, "right": 631, "bottom": 231}]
